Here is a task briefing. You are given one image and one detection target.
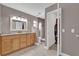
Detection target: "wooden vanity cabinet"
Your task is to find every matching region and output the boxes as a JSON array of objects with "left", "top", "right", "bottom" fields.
[
  {"left": 20, "top": 34, "right": 27, "bottom": 48},
  {"left": 26, "top": 34, "right": 31, "bottom": 46},
  {"left": 12, "top": 35, "right": 20, "bottom": 51},
  {"left": 1, "top": 35, "right": 13, "bottom": 55},
  {"left": 0, "top": 33, "right": 36, "bottom": 56},
  {"left": 30, "top": 33, "right": 36, "bottom": 45}
]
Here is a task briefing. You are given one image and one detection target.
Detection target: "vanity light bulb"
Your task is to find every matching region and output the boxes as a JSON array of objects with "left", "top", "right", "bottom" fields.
[
  {"left": 17, "top": 17, "right": 21, "bottom": 20},
  {"left": 21, "top": 18, "right": 24, "bottom": 20},
  {"left": 24, "top": 19, "right": 28, "bottom": 22},
  {"left": 11, "top": 16, "right": 17, "bottom": 20}
]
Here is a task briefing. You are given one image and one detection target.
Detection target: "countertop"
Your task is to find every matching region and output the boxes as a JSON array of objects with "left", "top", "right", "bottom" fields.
[{"left": 0, "top": 32, "right": 35, "bottom": 36}]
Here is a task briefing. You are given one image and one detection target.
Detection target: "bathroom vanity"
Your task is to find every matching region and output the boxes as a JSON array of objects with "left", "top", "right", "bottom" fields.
[{"left": 0, "top": 33, "right": 36, "bottom": 56}]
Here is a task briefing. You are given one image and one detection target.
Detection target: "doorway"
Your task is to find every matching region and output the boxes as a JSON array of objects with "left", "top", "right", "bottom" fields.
[{"left": 46, "top": 8, "right": 62, "bottom": 56}]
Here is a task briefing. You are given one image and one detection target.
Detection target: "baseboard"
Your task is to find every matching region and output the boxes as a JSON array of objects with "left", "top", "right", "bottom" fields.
[{"left": 60, "top": 52, "right": 70, "bottom": 56}]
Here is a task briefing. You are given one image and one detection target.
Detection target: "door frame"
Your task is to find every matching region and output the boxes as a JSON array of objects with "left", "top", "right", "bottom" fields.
[{"left": 47, "top": 8, "right": 62, "bottom": 56}]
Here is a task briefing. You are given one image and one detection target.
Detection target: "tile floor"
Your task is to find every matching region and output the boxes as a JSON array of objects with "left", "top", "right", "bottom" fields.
[{"left": 7, "top": 43, "right": 57, "bottom": 56}]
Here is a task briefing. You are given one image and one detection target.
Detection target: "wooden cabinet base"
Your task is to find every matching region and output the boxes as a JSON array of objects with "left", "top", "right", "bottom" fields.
[
  {"left": 1, "top": 44, "right": 34, "bottom": 56},
  {"left": 0, "top": 33, "right": 36, "bottom": 56}
]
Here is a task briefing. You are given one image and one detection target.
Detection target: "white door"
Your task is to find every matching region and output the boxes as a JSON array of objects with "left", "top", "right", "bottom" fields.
[{"left": 47, "top": 13, "right": 56, "bottom": 48}]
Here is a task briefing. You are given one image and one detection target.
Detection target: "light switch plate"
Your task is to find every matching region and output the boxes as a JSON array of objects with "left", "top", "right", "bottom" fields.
[
  {"left": 71, "top": 29, "right": 75, "bottom": 33},
  {"left": 76, "top": 34, "right": 79, "bottom": 37},
  {"left": 62, "top": 29, "right": 65, "bottom": 33}
]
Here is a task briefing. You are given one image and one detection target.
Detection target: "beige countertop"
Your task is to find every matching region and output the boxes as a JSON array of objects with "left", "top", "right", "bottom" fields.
[{"left": 0, "top": 32, "right": 35, "bottom": 36}]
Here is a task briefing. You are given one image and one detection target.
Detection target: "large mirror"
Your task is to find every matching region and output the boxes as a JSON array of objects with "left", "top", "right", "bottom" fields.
[{"left": 10, "top": 16, "right": 28, "bottom": 31}]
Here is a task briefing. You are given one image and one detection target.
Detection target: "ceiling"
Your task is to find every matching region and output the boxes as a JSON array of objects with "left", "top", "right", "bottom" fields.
[{"left": 1, "top": 3, "right": 53, "bottom": 19}]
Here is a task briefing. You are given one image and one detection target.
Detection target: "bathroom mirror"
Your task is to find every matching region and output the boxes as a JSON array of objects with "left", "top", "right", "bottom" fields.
[{"left": 10, "top": 16, "right": 28, "bottom": 31}]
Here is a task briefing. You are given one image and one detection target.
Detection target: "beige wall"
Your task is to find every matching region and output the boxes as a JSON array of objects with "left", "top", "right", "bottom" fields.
[
  {"left": 60, "top": 3, "right": 79, "bottom": 56},
  {"left": 0, "top": 4, "right": 38, "bottom": 34}
]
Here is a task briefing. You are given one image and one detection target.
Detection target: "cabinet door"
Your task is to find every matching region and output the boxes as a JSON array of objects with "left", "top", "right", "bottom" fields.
[
  {"left": 20, "top": 34, "right": 27, "bottom": 48},
  {"left": 30, "top": 33, "right": 36, "bottom": 45},
  {"left": 2, "top": 36, "right": 12, "bottom": 55},
  {"left": 26, "top": 34, "right": 31, "bottom": 46},
  {"left": 12, "top": 35, "right": 20, "bottom": 51}
]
